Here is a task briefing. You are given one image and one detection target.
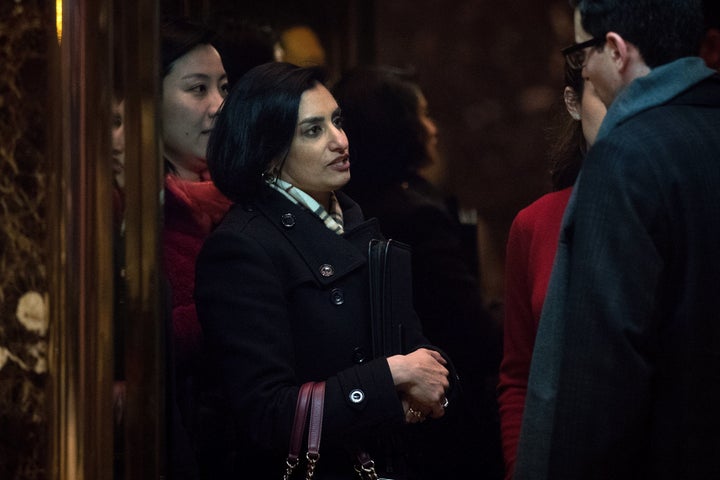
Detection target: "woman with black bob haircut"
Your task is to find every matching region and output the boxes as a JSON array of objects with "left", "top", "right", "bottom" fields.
[
  {"left": 196, "top": 61, "right": 456, "bottom": 479},
  {"left": 207, "top": 62, "right": 321, "bottom": 202}
]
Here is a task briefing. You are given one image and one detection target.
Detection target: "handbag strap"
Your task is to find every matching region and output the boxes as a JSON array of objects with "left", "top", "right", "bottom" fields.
[
  {"left": 305, "top": 381, "right": 325, "bottom": 479},
  {"left": 284, "top": 382, "right": 315, "bottom": 480},
  {"left": 287, "top": 381, "right": 374, "bottom": 480},
  {"left": 354, "top": 449, "right": 379, "bottom": 480}
]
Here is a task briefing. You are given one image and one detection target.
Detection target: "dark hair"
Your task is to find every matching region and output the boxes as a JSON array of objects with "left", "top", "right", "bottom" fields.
[
  {"left": 207, "top": 62, "right": 326, "bottom": 202},
  {"left": 209, "top": 16, "right": 278, "bottom": 87},
  {"left": 331, "top": 66, "right": 428, "bottom": 192},
  {"left": 160, "top": 16, "right": 218, "bottom": 79},
  {"left": 548, "top": 65, "right": 586, "bottom": 191},
  {"left": 570, "top": 0, "right": 705, "bottom": 67}
]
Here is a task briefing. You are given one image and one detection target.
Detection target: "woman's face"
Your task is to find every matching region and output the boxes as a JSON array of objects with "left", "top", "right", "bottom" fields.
[
  {"left": 161, "top": 43, "right": 227, "bottom": 181},
  {"left": 279, "top": 83, "right": 350, "bottom": 206},
  {"left": 417, "top": 91, "right": 439, "bottom": 163}
]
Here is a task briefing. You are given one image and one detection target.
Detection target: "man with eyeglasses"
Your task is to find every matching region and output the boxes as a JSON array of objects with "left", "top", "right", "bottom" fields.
[{"left": 513, "top": 1, "right": 720, "bottom": 478}]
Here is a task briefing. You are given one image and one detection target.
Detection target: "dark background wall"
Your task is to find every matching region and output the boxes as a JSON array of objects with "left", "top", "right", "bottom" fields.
[{"left": 168, "top": 0, "right": 577, "bottom": 305}]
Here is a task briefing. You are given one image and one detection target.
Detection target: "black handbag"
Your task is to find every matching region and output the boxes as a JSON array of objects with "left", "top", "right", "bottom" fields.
[{"left": 367, "top": 238, "right": 413, "bottom": 358}]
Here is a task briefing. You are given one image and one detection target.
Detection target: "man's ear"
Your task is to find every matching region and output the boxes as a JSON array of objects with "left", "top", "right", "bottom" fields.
[
  {"left": 564, "top": 86, "right": 581, "bottom": 121},
  {"left": 605, "top": 32, "right": 629, "bottom": 70},
  {"left": 607, "top": 31, "right": 650, "bottom": 78}
]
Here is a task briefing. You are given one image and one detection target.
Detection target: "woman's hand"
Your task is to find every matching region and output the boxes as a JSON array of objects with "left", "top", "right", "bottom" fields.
[{"left": 387, "top": 348, "right": 449, "bottom": 420}]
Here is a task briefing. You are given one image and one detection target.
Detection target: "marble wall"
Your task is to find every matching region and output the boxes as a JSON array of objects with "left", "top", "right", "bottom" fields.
[{"left": 0, "top": 0, "right": 50, "bottom": 478}]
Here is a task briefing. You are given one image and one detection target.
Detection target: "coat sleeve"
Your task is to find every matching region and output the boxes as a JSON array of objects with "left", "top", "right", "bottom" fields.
[{"left": 195, "top": 224, "right": 404, "bottom": 453}]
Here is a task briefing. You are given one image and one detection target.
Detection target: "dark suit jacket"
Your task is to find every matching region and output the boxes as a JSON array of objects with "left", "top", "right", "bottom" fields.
[
  {"left": 195, "top": 187, "right": 437, "bottom": 479},
  {"left": 515, "top": 72, "right": 720, "bottom": 479}
]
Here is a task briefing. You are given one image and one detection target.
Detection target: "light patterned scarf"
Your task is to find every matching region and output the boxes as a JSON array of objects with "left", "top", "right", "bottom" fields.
[{"left": 268, "top": 177, "right": 345, "bottom": 234}]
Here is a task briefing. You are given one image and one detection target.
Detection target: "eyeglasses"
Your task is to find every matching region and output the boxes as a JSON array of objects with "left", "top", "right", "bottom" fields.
[{"left": 562, "top": 37, "right": 605, "bottom": 69}]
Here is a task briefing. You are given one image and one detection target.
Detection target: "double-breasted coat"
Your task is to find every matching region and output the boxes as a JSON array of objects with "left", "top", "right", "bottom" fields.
[{"left": 195, "top": 187, "right": 445, "bottom": 479}]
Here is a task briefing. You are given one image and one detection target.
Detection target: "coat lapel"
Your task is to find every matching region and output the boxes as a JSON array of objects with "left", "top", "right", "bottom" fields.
[{"left": 252, "top": 188, "right": 379, "bottom": 286}]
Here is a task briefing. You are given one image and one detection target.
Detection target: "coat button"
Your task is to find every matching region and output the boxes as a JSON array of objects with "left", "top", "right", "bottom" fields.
[
  {"left": 319, "top": 264, "right": 335, "bottom": 277},
  {"left": 351, "top": 347, "right": 366, "bottom": 364},
  {"left": 330, "top": 288, "right": 344, "bottom": 305},
  {"left": 349, "top": 389, "right": 365, "bottom": 403},
  {"left": 281, "top": 213, "right": 296, "bottom": 228}
]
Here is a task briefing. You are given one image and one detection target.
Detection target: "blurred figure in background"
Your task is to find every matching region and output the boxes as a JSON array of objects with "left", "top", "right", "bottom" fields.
[
  {"left": 208, "top": 14, "right": 279, "bottom": 88},
  {"left": 333, "top": 65, "right": 504, "bottom": 479},
  {"left": 497, "top": 64, "right": 605, "bottom": 480}
]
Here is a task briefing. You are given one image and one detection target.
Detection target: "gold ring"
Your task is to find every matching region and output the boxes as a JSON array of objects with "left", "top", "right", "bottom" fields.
[{"left": 408, "top": 407, "right": 423, "bottom": 418}]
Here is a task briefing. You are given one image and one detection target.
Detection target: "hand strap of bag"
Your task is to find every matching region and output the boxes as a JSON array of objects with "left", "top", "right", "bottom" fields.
[
  {"left": 306, "top": 384, "right": 380, "bottom": 480},
  {"left": 284, "top": 382, "right": 315, "bottom": 480},
  {"left": 354, "top": 449, "right": 379, "bottom": 480},
  {"left": 305, "top": 381, "right": 325, "bottom": 479}
]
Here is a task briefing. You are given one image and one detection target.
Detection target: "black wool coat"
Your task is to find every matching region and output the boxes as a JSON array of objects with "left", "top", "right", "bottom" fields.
[{"left": 195, "top": 187, "right": 444, "bottom": 479}]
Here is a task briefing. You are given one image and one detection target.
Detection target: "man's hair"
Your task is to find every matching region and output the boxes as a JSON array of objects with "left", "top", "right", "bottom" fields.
[{"left": 570, "top": 0, "right": 705, "bottom": 67}]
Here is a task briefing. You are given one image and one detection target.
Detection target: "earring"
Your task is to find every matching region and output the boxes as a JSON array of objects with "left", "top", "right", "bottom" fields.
[
  {"left": 570, "top": 111, "right": 582, "bottom": 121},
  {"left": 262, "top": 171, "right": 275, "bottom": 184}
]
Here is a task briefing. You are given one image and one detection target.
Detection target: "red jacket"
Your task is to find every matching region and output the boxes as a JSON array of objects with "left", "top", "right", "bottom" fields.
[
  {"left": 163, "top": 175, "right": 232, "bottom": 372},
  {"left": 497, "top": 187, "right": 571, "bottom": 479}
]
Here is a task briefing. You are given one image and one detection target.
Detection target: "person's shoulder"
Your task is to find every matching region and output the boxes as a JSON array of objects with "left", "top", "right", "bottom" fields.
[
  {"left": 673, "top": 73, "right": 720, "bottom": 106},
  {"left": 215, "top": 203, "right": 258, "bottom": 229},
  {"left": 514, "top": 188, "right": 572, "bottom": 227},
  {"left": 206, "top": 202, "right": 282, "bottom": 250},
  {"left": 199, "top": 203, "right": 279, "bottom": 267},
  {"left": 507, "top": 188, "right": 571, "bottom": 252}
]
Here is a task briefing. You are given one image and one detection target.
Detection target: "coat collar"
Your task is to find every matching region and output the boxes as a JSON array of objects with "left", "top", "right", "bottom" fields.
[
  {"left": 597, "top": 57, "right": 716, "bottom": 142},
  {"left": 251, "top": 187, "right": 382, "bottom": 285}
]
